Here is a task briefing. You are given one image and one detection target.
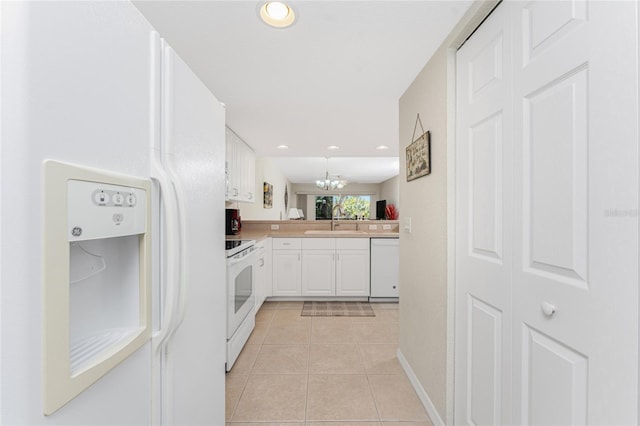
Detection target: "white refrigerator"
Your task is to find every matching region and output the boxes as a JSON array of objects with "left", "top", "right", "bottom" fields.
[{"left": 1, "top": 1, "right": 226, "bottom": 424}]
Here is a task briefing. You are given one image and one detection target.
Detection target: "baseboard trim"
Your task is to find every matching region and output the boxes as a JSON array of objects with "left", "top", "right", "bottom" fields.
[{"left": 397, "top": 349, "right": 445, "bottom": 426}]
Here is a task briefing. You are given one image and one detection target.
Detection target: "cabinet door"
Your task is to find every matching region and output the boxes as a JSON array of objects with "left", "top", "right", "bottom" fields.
[
  {"left": 236, "top": 140, "right": 248, "bottom": 201},
  {"left": 241, "top": 142, "right": 256, "bottom": 202},
  {"left": 225, "top": 129, "right": 239, "bottom": 200},
  {"left": 302, "top": 250, "right": 335, "bottom": 296},
  {"left": 263, "top": 238, "right": 273, "bottom": 298},
  {"left": 225, "top": 128, "right": 255, "bottom": 202},
  {"left": 272, "top": 250, "right": 301, "bottom": 296},
  {"left": 255, "top": 244, "right": 267, "bottom": 310},
  {"left": 336, "top": 249, "right": 370, "bottom": 296}
]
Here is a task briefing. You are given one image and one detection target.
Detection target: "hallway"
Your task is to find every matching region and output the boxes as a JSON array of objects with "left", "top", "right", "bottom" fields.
[{"left": 226, "top": 301, "right": 432, "bottom": 424}]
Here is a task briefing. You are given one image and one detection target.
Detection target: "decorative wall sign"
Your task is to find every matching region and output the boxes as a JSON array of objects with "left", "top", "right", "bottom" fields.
[
  {"left": 263, "top": 182, "right": 273, "bottom": 209},
  {"left": 284, "top": 185, "right": 289, "bottom": 211},
  {"left": 406, "top": 113, "right": 431, "bottom": 181}
]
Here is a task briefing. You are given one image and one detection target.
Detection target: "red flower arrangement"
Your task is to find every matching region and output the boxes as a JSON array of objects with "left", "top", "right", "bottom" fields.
[{"left": 384, "top": 204, "right": 398, "bottom": 220}]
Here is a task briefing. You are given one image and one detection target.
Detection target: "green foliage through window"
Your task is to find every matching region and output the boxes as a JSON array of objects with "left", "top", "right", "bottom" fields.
[{"left": 314, "top": 195, "right": 370, "bottom": 220}]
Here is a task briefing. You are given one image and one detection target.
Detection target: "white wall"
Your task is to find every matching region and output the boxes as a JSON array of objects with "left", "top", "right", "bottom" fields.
[
  {"left": 397, "top": 2, "right": 501, "bottom": 423},
  {"left": 235, "top": 157, "right": 292, "bottom": 220},
  {"left": 380, "top": 175, "right": 400, "bottom": 211},
  {"left": 398, "top": 43, "right": 449, "bottom": 421}
]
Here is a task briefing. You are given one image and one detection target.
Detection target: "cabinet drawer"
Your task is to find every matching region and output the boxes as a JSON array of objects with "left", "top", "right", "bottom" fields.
[
  {"left": 336, "top": 238, "right": 369, "bottom": 250},
  {"left": 272, "top": 238, "right": 301, "bottom": 250},
  {"left": 302, "top": 238, "right": 335, "bottom": 250}
]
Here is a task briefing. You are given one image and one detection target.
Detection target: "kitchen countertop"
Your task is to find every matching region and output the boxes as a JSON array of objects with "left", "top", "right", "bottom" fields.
[{"left": 227, "top": 230, "right": 399, "bottom": 243}]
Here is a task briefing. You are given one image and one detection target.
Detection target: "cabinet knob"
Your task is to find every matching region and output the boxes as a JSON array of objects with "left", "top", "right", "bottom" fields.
[{"left": 541, "top": 302, "right": 556, "bottom": 317}]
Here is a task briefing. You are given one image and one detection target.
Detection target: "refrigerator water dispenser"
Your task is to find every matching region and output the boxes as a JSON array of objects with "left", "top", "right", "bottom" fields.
[{"left": 43, "top": 160, "right": 151, "bottom": 415}]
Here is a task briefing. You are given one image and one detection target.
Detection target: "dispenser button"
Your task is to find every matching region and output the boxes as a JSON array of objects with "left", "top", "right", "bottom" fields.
[
  {"left": 112, "top": 213, "right": 124, "bottom": 224},
  {"left": 94, "top": 191, "right": 109, "bottom": 205},
  {"left": 112, "top": 193, "right": 124, "bottom": 206},
  {"left": 126, "top": 194, "right": 136, "bottom": 206}
]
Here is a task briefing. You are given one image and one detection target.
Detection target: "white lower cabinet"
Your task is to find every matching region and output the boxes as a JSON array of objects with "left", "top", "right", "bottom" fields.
[
  {"left": 302, "top": 238, "right": 336, "bottom": 296},
  {"left": 254, "top": 238, "right": 272, "bottom": 309},
  {"left": 336, "top": 249, "right": 370, "bottom": 296},
  {"left": 272, "top": 237, "right": 369, "bottom": 297},
  {"left": 335, "top": 238, "right": 370, "bottom": 297},
  {"left": 272, "top": 238, "right": 302, "bottom": 296}
]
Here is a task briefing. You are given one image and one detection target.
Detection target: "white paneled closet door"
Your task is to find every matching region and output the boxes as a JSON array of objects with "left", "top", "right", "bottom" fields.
[
  {"left": 511, "top": 1, "right": 638, "bottom": 424},
  {"left": 454, "top": 3, "right": 513, "bottom": 425},
  {"left": 455, "top": 1, "right": 639, "bottom": 425}
]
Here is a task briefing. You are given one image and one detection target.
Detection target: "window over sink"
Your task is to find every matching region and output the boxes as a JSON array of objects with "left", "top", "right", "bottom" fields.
[{"left": 314, "top": 195, "right": 371, "bottom": 220}]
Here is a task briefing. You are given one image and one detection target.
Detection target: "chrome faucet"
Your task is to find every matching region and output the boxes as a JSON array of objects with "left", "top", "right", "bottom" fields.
[{"left": 331, "top": 203, "right": 343, "bottom": 231}]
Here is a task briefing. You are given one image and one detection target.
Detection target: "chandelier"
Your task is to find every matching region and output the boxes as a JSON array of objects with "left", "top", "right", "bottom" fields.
[{"left": 315, "top": 158, "right": 347, "bottom": 190}]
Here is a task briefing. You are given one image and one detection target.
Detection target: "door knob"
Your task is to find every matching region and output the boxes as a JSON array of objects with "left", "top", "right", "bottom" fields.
[{"left": 541, "top": 302, "right": 556, "bottom": 317}]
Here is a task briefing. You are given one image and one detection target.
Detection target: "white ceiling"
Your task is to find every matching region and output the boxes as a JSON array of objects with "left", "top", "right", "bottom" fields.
[
  {"left": 267, "top": 156, "right": 400, "bottom": 184},
  {"left": 133, "top": 0, "right": 472, "bottom": 183}
]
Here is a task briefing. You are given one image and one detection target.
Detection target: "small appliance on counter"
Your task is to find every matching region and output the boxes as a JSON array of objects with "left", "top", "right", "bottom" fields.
[{"left": 226, "top": 208, "right": 241, "bottom": 235}]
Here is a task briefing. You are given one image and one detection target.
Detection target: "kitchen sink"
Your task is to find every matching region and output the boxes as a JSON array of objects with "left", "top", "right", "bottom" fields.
[{"left": 303, "top": 230, "right": 368, "bottom": 235}]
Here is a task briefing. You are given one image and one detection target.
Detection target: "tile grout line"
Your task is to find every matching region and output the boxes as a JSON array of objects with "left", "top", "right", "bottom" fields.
[
  {"left": 228, "top": 319, "right": 264, "bottom": 422},
  {"left": 358, "top": 338, "right": 383, "bottom": 423},
  {"left": 230, "top": 302, "right": 402, "bottom": 424},
  {"left": 226, "top": 372, "right": 245, "bottom": 423},
  {"left": 229, "top": 304, "right": 273, "bottom": 423},
  {"left": 304, "top": 315, "right": 313, "bottom": 425}
]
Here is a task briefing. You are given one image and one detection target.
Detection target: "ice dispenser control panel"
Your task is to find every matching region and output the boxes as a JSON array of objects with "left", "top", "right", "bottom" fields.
[{"left": 68, "top": 179, "right": 146, "bottom": 241}]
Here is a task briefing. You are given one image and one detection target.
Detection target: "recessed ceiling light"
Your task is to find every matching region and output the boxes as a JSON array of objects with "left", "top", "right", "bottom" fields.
[
  {"left": 259, "top": 2, "right": 296, "bottom": 28},
  {"left": 327, "top": 145, "right": 340, "bottom": 150},
  {"left": 277, "top": 144, "right": 289, "bottom": 150},
  {"left": 376, "top": 145, "right": 389, "bottom": 150}
]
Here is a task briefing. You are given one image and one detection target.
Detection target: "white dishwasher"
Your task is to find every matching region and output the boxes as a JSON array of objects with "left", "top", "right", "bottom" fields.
[{"left": 370, "top": 238, "right": 399, "bottom": 299}]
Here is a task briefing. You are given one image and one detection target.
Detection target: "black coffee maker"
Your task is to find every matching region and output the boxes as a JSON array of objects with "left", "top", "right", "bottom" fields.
[{"left": 225, "top": 209, "right": 241, "bottom": 235}]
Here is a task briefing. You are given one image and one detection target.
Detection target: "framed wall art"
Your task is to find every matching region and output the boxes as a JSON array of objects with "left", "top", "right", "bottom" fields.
[
  {"left": 284, "top": 185, "right": 288, "bottom": 211},
  {"left": 406, "top": 114, "right": 431, "bottom": 182},
  {"left": 263, "top": 182, "right": 273, "bottom": 209}
]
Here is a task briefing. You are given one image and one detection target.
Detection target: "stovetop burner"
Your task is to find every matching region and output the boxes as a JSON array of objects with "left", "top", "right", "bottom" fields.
[
  {"left": 225, "top": 240, "right": 244, "bottom": 250},
  {"left": 225, "top": 239, "right": 256, "bottom": 258}
]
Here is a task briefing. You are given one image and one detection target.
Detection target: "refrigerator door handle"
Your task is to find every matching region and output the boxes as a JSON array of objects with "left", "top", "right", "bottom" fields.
[
  {"left": 151, "top": 164, "right": 181, "bottom": 354},
  {"left": 154, "top": 43, "right": 190, "bottom": 352},
  {"left": 166, "top": 167, "right": 189, "bottom": 332}
]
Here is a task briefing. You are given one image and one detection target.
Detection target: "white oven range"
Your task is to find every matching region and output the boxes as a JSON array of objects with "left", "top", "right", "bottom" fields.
[{"left": 225, "top": 239, "right": 256, "bottom": 371}]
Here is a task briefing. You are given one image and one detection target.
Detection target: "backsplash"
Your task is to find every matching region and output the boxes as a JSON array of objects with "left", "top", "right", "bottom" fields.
[{"left": 241, "top": 220, "right": 400, "bottom": 234}]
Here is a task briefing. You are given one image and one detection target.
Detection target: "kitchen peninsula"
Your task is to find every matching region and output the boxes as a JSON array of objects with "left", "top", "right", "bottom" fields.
[
  {"left": 232, "top": 219, "right": 400, "bottom": 241},
  {"left": 232, "top": 220, "right": 400, "bottom": 309}
]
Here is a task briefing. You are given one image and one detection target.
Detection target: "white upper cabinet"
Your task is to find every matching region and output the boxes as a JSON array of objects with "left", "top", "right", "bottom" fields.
[{"left": 225, "top": 127, "right": 255, "bottom": 203}]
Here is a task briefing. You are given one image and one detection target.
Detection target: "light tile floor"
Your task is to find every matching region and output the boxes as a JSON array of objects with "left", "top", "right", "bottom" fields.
[{"left": 226, "top": 301, "right": 434, "bottom": 426}]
